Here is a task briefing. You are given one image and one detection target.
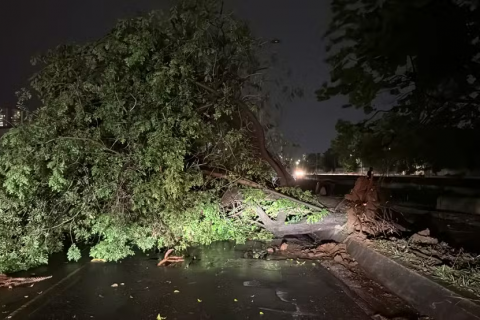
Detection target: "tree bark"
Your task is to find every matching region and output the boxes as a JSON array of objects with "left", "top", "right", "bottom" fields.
[
  {"left": 253, "top": 205, "right": 346, "bottom": 237},
  {"left": 194, "top": 81, "right": 295, "bottom": 187},
  {"left": 237, "top": 100, "right": 295, "bottom": 187}
]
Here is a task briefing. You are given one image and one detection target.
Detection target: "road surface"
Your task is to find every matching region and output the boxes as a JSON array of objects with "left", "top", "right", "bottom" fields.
[{"left": 1, "top": 243, "right": 374, "bottom": 320}]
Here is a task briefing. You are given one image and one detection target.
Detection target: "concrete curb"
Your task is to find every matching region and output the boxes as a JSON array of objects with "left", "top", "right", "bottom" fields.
[{"left": 315, "top": 229, "right": 480, "bottom": 320}]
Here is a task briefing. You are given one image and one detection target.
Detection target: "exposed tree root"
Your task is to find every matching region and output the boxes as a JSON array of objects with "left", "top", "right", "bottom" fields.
[{"left": 345, "top": 177, "right": 403, "bottom": 237}]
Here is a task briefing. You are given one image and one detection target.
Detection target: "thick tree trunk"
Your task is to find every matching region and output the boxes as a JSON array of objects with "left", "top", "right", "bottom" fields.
[
  {"left": 238, "top": 100, "right": 295, "bottom": 187},
  {"left": 194, "top": 81, "right": 295, "bottom": 187},
  {"left": 253, "top": 205, "right": 346, "bottom": 237}
]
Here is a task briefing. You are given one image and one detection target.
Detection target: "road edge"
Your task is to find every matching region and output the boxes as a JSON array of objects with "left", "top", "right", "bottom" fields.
[
  {"left": 312, "top": 230, "right": 480, "bottom": 320},
  {"left": 5, "top": 265, "right": 86, "bottom": 319}
]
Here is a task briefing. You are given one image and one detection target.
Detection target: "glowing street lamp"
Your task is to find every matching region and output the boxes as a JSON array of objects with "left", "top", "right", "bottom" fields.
[{"left": 294, "top": 169, "right": 305, "bottom": 178}]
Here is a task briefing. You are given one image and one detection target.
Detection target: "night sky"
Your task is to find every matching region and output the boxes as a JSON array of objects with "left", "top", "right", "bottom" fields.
[{"left": 0, "top": 0, "right": 364, "bottom": 154}]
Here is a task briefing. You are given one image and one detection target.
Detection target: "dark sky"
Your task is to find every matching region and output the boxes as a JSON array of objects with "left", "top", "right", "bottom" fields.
[{"left": 0, "top": 0, "right": 364, "bottom": 154}]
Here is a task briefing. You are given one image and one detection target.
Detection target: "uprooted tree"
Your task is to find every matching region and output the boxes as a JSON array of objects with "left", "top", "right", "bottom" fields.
[{"left": 0, "top": 0, "right": 331, "bottom": 273}]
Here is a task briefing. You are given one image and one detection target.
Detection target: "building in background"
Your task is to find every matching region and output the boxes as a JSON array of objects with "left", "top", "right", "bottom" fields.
[{"left": 0, "top": 107, "right": 25, "bottom": 137}]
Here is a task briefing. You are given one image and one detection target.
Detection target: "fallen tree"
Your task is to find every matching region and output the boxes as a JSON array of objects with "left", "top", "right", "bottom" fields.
[{"left": 0, "top": 0, "right": 328, "bottom": 273}]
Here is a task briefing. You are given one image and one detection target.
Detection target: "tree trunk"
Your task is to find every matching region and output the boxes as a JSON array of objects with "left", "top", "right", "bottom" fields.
[
  {"left": 254, "top": 205, "right": 346, "bottom": 237},
  {"left": 238, "top": 100, "right": 295, "bottom": 187},
  {"left": 194, "top": 81, "right": 295, "bottom": 187}
]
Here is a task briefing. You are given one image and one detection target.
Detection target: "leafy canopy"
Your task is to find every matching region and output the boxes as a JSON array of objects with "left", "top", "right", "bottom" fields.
[{"left": 0, "top": 0, "right": 317, "bottom": 273}]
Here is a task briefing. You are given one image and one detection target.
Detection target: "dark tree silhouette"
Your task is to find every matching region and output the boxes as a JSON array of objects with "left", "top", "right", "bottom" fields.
[{"left": 320, "top": 0, "right": 480, "bottom": 172}]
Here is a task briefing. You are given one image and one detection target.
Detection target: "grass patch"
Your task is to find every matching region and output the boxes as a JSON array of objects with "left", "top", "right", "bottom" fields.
[{"left": 433, "top": 265, "right": 480, "bottom": 297}]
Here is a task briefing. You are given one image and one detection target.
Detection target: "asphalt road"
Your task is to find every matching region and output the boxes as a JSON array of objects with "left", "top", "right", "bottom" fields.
[{"left": 1, "top": 244, "right": 371, "bottom": 320}]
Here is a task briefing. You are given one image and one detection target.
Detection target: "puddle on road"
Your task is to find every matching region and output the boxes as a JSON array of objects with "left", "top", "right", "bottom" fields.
[{"left": 155, "top": 241, "right": 280, "bottom": 271}]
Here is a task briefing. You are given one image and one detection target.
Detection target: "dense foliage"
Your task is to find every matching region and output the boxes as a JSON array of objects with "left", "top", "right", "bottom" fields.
[
  {"left": 0, "top": 1, "right": 317, "bottom": 273},
  {"left": 302, "top": 151, "right": 340, "bottom": 173},
  {"left": 319, "top": 0, "right": 480, "bottom": 173}
]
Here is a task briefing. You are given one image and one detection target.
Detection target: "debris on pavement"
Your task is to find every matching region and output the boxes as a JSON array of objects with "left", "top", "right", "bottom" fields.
[
  {"left": 266, "top": 240, "right": 357, "bottom": 268},
  {"left": 409, "top": 229, "right": 439, "bottom": 245},
  {"left": 0, "top": 274, "right": 52, "bottom": 288},
  {"left": 243, "top": 248, "right": 268, "bottom": 259}
]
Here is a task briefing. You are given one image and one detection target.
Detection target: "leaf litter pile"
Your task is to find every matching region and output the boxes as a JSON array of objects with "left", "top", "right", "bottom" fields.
[{"left": 371, "top": 231, "right": 480, "bottom": 299}]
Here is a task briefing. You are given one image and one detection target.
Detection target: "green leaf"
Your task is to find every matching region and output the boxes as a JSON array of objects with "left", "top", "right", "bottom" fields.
[{"left": 67, "top": 244, "right": 82, "bottom": 262}]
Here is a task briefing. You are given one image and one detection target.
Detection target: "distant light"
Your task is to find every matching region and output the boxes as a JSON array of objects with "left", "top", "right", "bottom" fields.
[{"left": 294, "top": 169, "right": 305, "bottom": 178}]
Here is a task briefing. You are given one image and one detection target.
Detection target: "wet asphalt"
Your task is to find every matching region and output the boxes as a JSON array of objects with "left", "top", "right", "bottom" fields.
[{"left": 1, "top": 243, "right": 371, "bottom": 320}]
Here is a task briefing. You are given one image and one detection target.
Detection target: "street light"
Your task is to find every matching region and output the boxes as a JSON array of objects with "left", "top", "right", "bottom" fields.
[{"left": 294, "top": 169, "right": 305, "bottom": 178}]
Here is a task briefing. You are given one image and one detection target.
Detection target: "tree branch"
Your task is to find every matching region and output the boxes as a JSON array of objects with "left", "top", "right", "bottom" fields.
[
  {"left": 253, "top": 205, "right": 274, "bottom": 227},
  {"left": 193, "top": 81, "right": 295, "bottom": 186},
  {"left": 45, "top": 137, "right": 121, "bottom": 155},
  {"left": 363, "top": 109, "right": 393, "bottom": 124},
  {"left": 202, "top": 169, "right": 328, "bottom": 211},
  {"left": 202, "top": 169, "right": 263, "bottom": 188}
]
